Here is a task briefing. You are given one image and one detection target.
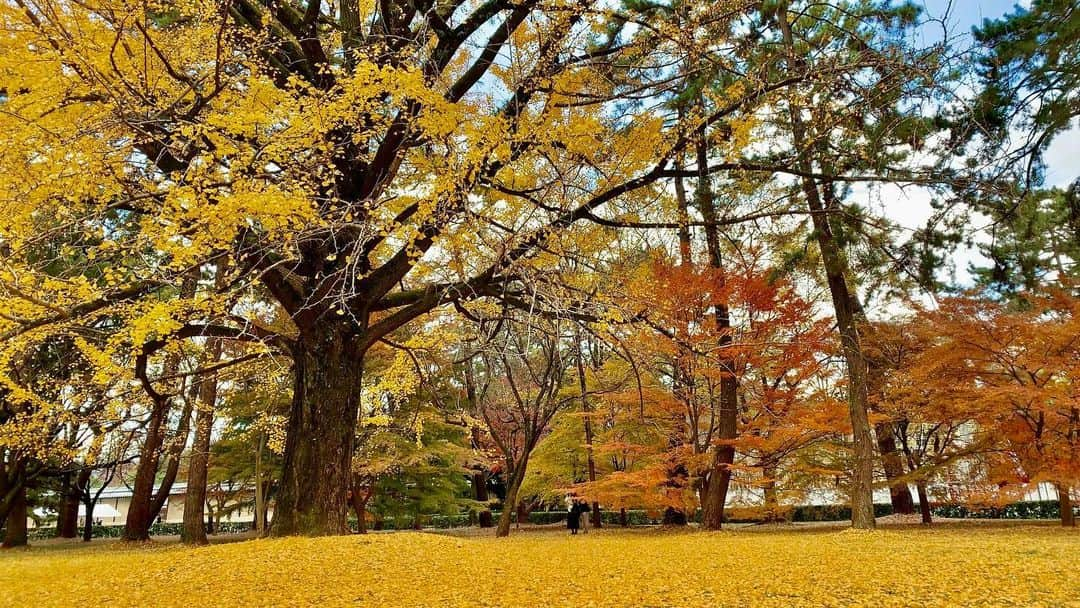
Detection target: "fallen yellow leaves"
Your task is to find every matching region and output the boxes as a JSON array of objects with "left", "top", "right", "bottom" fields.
[{"left": 1, "top": 525, "right": 1077, "bottom": 607}]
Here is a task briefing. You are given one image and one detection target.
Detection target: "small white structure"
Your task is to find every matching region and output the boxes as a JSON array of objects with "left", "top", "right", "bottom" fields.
[{"left": 28, "top": 482, "right": 264, "bottom": 529}]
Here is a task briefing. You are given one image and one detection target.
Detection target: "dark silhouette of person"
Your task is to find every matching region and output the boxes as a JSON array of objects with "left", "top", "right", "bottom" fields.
[{"left": 567, "top": 499, "right": 591, "bottom": 535}]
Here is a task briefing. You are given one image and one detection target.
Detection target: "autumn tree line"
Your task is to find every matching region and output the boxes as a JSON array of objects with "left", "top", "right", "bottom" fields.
[{"left": 0, "top": 0, "right": 1077, "bottom": 547}]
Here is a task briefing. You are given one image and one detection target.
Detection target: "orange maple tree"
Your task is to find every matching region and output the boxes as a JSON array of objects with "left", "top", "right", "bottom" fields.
[{"left": 893, "top": 292, "right": 1080, "bottom": 526}]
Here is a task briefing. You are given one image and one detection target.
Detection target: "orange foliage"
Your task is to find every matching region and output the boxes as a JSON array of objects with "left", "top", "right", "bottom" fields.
[
  {"left": 575, "top": 254, "right": 845, "bottom": 510},
  {"left": 894, "top": 292, "right": 1080, "bottom": 503}
]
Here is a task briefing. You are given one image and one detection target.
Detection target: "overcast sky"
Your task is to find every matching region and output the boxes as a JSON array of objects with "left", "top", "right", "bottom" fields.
[
  {"left": 860, "top": 1, "right": 1077, "bottom": 288},
  {"left": 918, "top": 0, "right": 1076, "bottom": 188}
]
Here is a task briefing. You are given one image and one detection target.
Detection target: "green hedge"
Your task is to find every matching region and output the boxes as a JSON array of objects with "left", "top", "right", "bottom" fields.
[
  {"left": 365, "top": 514, "right": 473, "bottom": 531},
  {"left": 17, "top": 500, "right": 1071, "bottom": 540},
  {"left": 789, "top": 503, "right": 895, "bottom": 522},
  {"left": 494, "top": 506, "right": 898, "bottom": 526},
  {"left": 931, "top": 500, "right": 1075, "bottom": 520},
  {"left": 23, "top": 521, "right": 256, "bottom": 540}
]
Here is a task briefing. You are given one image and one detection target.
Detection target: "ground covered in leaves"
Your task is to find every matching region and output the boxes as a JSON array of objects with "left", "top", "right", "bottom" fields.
[{"left": 1, "top": 524, "right": 1077, "bottom": 607}]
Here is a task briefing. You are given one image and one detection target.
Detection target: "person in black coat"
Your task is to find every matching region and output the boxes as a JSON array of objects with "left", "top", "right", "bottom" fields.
[{"left": 567, "top": 499, "right": 591, "bottom": 535}]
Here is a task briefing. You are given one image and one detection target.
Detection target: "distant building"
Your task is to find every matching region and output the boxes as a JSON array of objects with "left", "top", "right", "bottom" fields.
[{"left": 30, "top": 482, "right": 265, "bottom": 529}]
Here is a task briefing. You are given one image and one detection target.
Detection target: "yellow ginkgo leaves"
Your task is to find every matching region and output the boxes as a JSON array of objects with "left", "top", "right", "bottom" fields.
[{"left": 2, "top": 525, "right": 1078, "bottom": 607}]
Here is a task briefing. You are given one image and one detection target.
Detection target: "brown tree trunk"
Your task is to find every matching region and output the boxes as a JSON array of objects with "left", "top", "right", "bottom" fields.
[
  {"left": 149, "top": 397, "right": 195, "bottom": 521},
  {"left": 665, "top": 152, "right": 694, "bottom": 529},
  {"left": 56, "top": 472, "right": 80, "bottom": 538},
  {"left": 123, "top": 399, "right": 169, "bottom": 541},
  {"left": 125, "top": 277, "right": 195, "bottom": 542},
  {"left": 254, "top": 432, "right": 267, "bottom": 535},
  {"left": 777, "top": 2, "right": 876, "bottom": 531},
  {"left": 1056, "top": 483, "right": 1075, "bottom": 527},
  {"left": 695, "top": 132, "right": 738, "bottom": 531},
  {"left": 575, "top": 331, "right": 601, "bottom": 528},
  {"left": 826, "top": 245, "right": 877, "bottom": 531},
  {"left": 271, "top": 329, "right": 362, "bottom": 537},
  {"left": 0, "top": 462, "right": 9, "bottom": 529},
  {"left": 876, "top": 422, "right": 915, "bottom": 515},
  {"left": 916, "top": 481, "right": 932, "bottom": 524},
  {"left": 350, "top": 475, "right": 371, "bottom": 534},
  {"left": 496, "top": 460, "right": 527, "bottom": 538},
  {"left": 181, "top": 347, "right": 223, "bottom": 545},
  {"left": 473, "top": 470, "right": 493, "bottom": 528},
  {"left": 2, "top": 475, "right": 27, "bottom": 548},
  {"left": 619, "top": 508, "right": 628, "bottom": 527},
  {"left": 182, "top": 265, "right": 227, "bottom": 545},
  {"left": 81, "top": 497, "right": 95, "bottom": 542}
]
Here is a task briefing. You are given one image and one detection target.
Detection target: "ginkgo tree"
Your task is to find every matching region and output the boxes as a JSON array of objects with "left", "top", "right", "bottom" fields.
[{"left": 0, "top": 0, "right": 840, "bottom": 536}]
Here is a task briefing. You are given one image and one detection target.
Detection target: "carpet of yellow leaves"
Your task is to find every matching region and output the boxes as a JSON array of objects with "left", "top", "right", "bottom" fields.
[{"left": 1, "top": 525, "right": 1077, "bottom": 607}]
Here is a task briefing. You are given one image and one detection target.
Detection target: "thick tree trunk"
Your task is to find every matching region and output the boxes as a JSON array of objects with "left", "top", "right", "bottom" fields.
[
  {"left": 182, "top": 267, "right": 226, "bottom": 545},
  {"left": 123, "top": 400, "right": 168, "bottom": 541},
  {"left": 876, "top": 423, "right": 915, "bottom": 515},
  {"left": 619, "top": 508, "right": 628, "bottom": 527},
  {"left": 472, "top": 470, "right": 493, "bottom": 528},
  {"left": 56, "top": 472, "right": 79, "bottom": 538},
  {"left": 181, "top": 373, "right": 220, "bottom": 544},
  {"left": 1056, "top": 483, "right": 1075, "bottom": 527},
  {"left": 81, "top": 498, "right": 95, "bottom": 542},
  {"left": 916, "top": 481, "right": 932, "bottom": 524},
  {"left": 2, "top": 481, "right": 27, "bottom": 548},
  {"left": 496, "top": 461, "right": 527, "bottom": 538},
  {"left": 271, "top": 330, "right": 362, "bottom": 537}
]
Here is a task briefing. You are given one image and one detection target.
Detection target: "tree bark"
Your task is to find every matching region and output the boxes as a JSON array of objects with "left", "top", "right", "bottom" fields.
[
  {"left": 124, "top": 277, "right": 195, "bottom": 542},
  {"left": 472, "top": 470, "right": 493, "bottom": 528},
  {"left": 182, "top": 265, "right": 227, "bottom": 545},
  {"left": 0, "top": 461, "right": 9, "bottom": 529},
  {"left": 777, "top": 3, "right": 875, "bottom": 530},
  {"left": 181, "top": 343, "right": 223, "bottom": 545},
  {"left": 575, "top": 331, "right": 601, "bottom": 528},
  {"left": 254, "top": 432, "right": 267, "bottom": 534},
  {"left": 81, "top": 498, "right": 95, "bottom": 542},
  {"left": 80, "top": 475, "right": 107, "bottom": 542},
  {"left": 1056, "top": 483, "right": 1075, "bottom": 527},
  {"left": 56, "top": 472, "right": 79, "bottom": 538},
  {"left": 916, "top": 480, "right": 933, "bottom": 524},
  {"left": 694, "top": 132, "right": 738, "bottom": 531},
  {"left": 2, "top": 473, "right": 27, "bottom": 548},
  {"left": 822, "top": 236, "right": 878, "bottom": 531},
  {"left": 876, "top": 422, "right": 915, "bottom": 515},
  {"left": 148, "top": 397, "right": 194, "bottom": 520},
  {"left": 123, "top": 398, "right": 169, "bottom": 541},
  {"left": 496, "top": 459, "right": 528, "bottom": 538},
  {"left": 271, "top": 328, "right": 362, "bottom": 537}
]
